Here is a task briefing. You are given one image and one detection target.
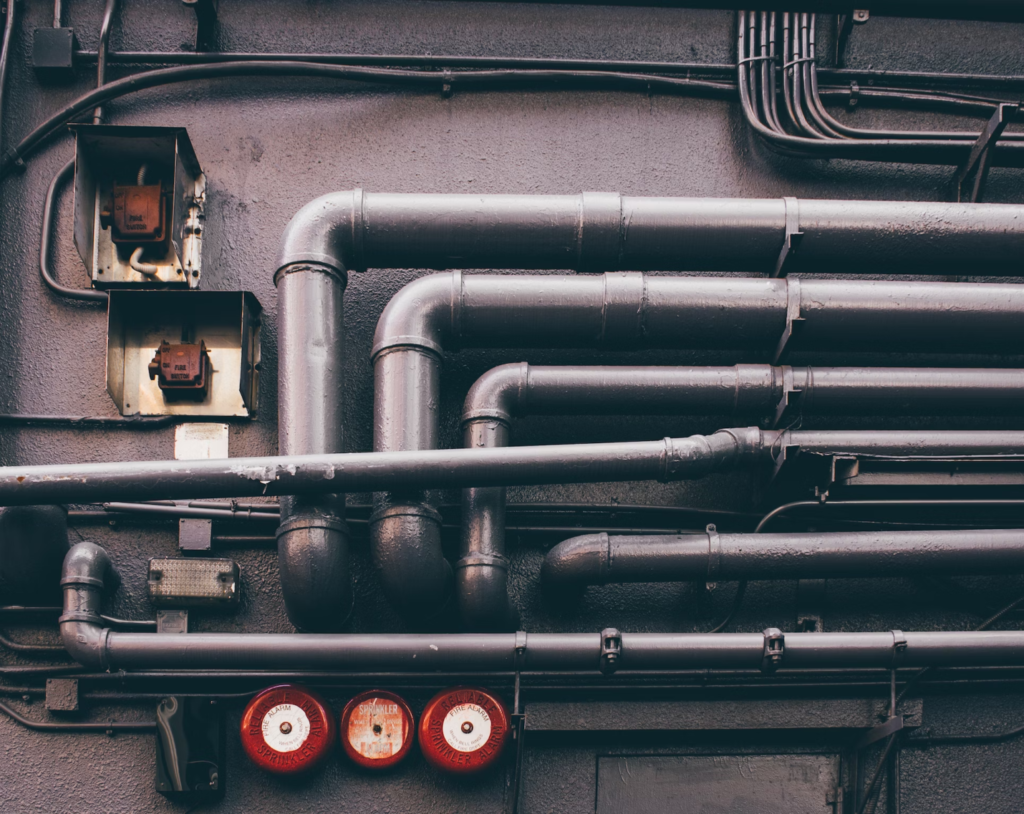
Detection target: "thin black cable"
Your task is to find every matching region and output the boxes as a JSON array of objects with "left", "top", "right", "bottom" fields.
[
  {"left": 737, "top": 11, "right": 1024, "bottom": 165},
  {"left": 0, "top": 699, "right": 154, "bottom": 732},
  {"left": 39, "top": 158, "right": 108, "bottom": 302},
  {"left": 0, "top": 0, "right": 16, "bottom": 158},
  {"left": 0, "top": 631, "right": 68, "bottom": 655},
  {"left": 92, "top": 0, "right": 119, "bottom": 124},
  {"left": 0, "top": 61, "right": 733, "bottom": 178}
]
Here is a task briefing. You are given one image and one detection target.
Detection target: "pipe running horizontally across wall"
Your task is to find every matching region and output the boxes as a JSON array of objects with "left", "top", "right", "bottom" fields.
[
  {"left": 271, "top": 190, "right": 1024, "bottom": 628},
  {"left": 58, "top": 542, "right": 1024, "bottom": 673},
  {"left": 460, "top": 364, "right": 1024, "bottom": 628},
  {"left": 542, "top": 528, "right": 1024, "bottom": 590}
]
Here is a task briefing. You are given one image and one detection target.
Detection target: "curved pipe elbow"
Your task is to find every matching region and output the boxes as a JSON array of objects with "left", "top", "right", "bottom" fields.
[
  {"left": 462, "top": 363, "right": 529, "bottom": 425},
  {"left": 60, "top": 619, "right": 110, "bottom": 671},
  {"left": 60, "top": 542, "right": 116, "bottom": 670},
  {"left": 542, "top": 533, "right": 611, "bottom": 587},
  {"left": 61, "top": 541, "right": 119, "bottom": 593},
  {"left": 276, "top": 189, "right": 362, "bottom": 273},
  {"left": 455, "top": 554, "right": 519, "bottom": 631},
  {"left": 277, "top": 516, "right": 353, "bottom": 632},
  {"left": 371, "top": 271, "right": 459, "bottom": 359}
]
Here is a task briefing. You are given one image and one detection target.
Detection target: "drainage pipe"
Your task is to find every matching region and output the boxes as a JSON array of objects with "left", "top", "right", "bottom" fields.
[
  {"left": 542, "top": 528, "right": 1024, "bottom": 589},
  {"left": 0, "top": 429, "right": 762, "bottom": 506},
  {"left": 58, "top": 543, "right": 1024, "bottom": 673},
  {"left": 275, "top": 263, "right": 351, "bottom": 632},
  {"left": 460, "top": 364, "right": 1024, "bottom": 629},
  {"left": 2, "top": 429, "right": 1023, "bottom": 506},
  {"left": 276, "top": 191, "right": 1024, "bottom": 623},
  {"left": 374, "top": 271, "right": 1024, "bottom": 622},
  {"left": 277, "top": 192, "right": 1024, "bottom": 278}
]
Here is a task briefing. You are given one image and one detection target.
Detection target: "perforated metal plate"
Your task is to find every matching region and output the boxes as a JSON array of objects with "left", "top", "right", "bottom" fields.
[{"left": 147, "top": 557, "right": 239, "bottom": 607}]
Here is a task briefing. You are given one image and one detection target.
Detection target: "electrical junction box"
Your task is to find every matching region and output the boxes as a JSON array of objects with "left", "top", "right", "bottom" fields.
[
  {"left": 72, "top": 125, "right": 206, "bottom": 289},
  {"left": 106, "top": 290, "right": 261, "bottom": 417},
  {"left": 32, "top": 28, "right": 77, "bottom": 81}
]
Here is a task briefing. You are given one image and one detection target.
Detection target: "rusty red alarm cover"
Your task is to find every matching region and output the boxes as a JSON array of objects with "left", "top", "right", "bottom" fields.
[
  {"left": 339, "top": 690, "right": 416, "bottom": 769},
  {"left": 418, "top": 687, "right": 509, "bottom": 774},
  {"left": 240, "top": 684, "right": 336, "bottom": 774}
]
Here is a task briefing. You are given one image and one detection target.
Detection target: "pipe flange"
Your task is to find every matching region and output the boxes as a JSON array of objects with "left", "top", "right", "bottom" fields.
[
  {"left": 273, "top": 261, "right": 348, "bottom": 288},
  {"left": 60, "top": 574, "right": 107, "bottom": 589},
  {"left": 275, "top": 515, "right": 348, "bottom": 539},
  {"left": 454, "top": 553, "right": 509, "bottom": 572},
  {"left": 58, "top": 610, "right": 103, "bottom": 626},
  {"left": 369, "top": 503, "right": 444, "bottom": 525}
]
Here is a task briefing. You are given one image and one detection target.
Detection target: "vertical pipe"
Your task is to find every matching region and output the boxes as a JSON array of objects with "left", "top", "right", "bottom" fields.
[{"left": 275, "top": 263, "right": 351, "bottom": 632}]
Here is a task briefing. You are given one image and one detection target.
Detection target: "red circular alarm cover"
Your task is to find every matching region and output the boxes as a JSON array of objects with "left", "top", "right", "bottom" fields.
[
  {"left": 339, "top": 690, "right": 416, "bottom": 769},
  {"left": 240, "top": 684, "right": 336, "bottom": 774},
  {"left": 418, "top": 687, "right": 509, "bottom": 774}
]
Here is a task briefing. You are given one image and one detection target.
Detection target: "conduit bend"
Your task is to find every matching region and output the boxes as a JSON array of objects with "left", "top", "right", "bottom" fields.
[
  {"left": 460, "top": 364, "right": 1024, "bottom": 629},
  {"left": 276, "top": 189, "right": 1024, "bottom": 625},
  {"left": 57, "top": 543, "right": 1024, "bottom": 674}
]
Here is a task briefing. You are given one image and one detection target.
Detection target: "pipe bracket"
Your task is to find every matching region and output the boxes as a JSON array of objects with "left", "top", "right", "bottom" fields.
[
  {"left": 771, "top": 197, "right": 804, "bottom": 278},
  {"left": 771, "top": 278, "right": 805, "bottom": 365},
  {"left": 761, "top": 627, "right": 785, "bottom": 672},
  {"left": 599, "top": 627, "right": 622, "bottom": 675},
  {"left": 891, "top": 630, "right": 908, "bottom": 668},
  {"left": 706, "top": 523, "right": 722, "bottom": 586}
]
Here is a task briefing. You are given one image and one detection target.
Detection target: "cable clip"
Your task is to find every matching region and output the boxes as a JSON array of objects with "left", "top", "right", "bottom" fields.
[
  {"left": 599, "top": 628, "right": 622, "bottom": 675},
  {"left": 706, "top": 523, "right": 721, "bottom": 588},
  {"left": 761, "top": 627, "right": 785, "bottom": 672},
  {"left": 891, "top": 629, "right": 908, "bottom": 668}
]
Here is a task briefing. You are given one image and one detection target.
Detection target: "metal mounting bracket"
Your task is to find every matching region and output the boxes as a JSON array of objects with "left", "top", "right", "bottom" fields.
[
  {"left": 706, "top": 523, "right": 721, "bottom": 589},
  {"left": 761, "top": 627, "right": 784, "bottom": 672},
  {"left": 771, "top": 366, "right": 803, "bottom": 429},
  {"left": 182, "top": 0, "right": 218, "bottom": 51},
  {"left": 599, "top": 627, "right": 622, "bottom": 675},
  {"left": 505, "top": 631, "right": 528, "bottom": 814},
  {"left": 771, "top": 197, "right": 804, "bottom": 278},
  {"left": 771, "top": 278, "right": 805, "bottom": 364},
  {"left": 956, "top": 102, "right": 1019, "bottom": 203}
]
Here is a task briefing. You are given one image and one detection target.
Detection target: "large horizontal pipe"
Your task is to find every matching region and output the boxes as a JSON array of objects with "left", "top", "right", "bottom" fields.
[
  {"left": 3, "top": 428, "right": 1024, "bottom": 507},
  {"left": 461, "top": 364, "right": 1024, "bottom": 629},
  {"left": 278, "top": 190, "right": 1024, "bottom": 624},
  {"left": 59, "top": 544, "right": 1024, "bottom": 673},
  {"left": 373, "top": 270, "right": 1024, "bottom": 622},
  {"left": 543, "top": 529, "right": 1024, "bottom": 588},
  {"left": 278, "top": 192, "right": 1024, "bottom": 276}
]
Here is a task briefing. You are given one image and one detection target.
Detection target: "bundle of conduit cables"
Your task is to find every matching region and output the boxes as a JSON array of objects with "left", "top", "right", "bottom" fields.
[{"left": 737, "top": 10, "right": 1024, "bottom": 167}]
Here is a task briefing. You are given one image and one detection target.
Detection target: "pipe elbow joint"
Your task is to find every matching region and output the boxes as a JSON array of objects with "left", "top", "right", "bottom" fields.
[
  {"left": 371, "top": 271, "right": 459, "bottom": 360},
  {"left": 542, "top": 533, "right": 611, "bottom": 587},
  {"left": 59, "top": 619, "right": 110, "bottom": 671},
  {"left": 59, "top": 542, "right": 116, "bottom": 670},
  {"left": 370, "top": 504, "right": 453, "bottom": 623},
  {"left": 275, "top": 189, "right": 363, "bottom": 274},
  {"left": 277, "top": 515, "right": 353, "bottom": 632},
  {"left": 455, "top": 553, "right": 520, "bottom": 631},
  {"left": 61, "top": 541, "right": 119, "bottom": 593},
  {"left": 462, "top": 363, "right": 529, "bottom": 426}
]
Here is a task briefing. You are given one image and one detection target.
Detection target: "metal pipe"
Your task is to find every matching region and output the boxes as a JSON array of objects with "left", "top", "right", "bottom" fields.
[
  {"left": 57, "top": 543, "right": 1024, "bottom": 673},
  {"left": 278, "top": 192, "right": 1024, "bottom": 276},
  {"left": 3, "top": 427, "right": 1024, "bottom": 504},
  {"left": 543, "top": 528, "right": 1024, "bottom": 588},
  {"left": 273, "top": 191, "right": 1024, "bottom": 624},
  {"left": 0, "top": 429, "right": 764, "bottom": 506},
  {"left": 275, "top": 263, "right": 351, "bottom": 632},
  {"left": 461, "top": 364, "right": 1024, "bottom": 628},
  {"left": 371, "top": 271, "right": 1024, "bottom": 622}
]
